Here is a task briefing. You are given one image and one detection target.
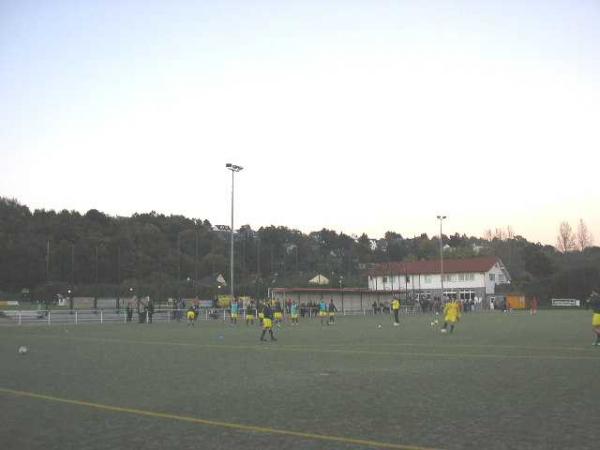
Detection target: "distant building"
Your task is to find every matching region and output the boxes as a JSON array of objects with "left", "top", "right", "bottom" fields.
[
  {"left": 367, "top": 256, "right": 511, "bottom": 301},
  {"left": 270, "top": 256, "right": 511, "bottom": 312}
]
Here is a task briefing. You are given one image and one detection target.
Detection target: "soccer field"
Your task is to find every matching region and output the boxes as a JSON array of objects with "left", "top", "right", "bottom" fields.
[{"left": 1, "top": 310, "right": 599, "bottom": 450}]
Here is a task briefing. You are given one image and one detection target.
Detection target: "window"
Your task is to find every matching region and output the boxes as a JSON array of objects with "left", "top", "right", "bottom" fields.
[
  {"left": 466, "top": 273, "right": 475, "bottom": 281},
  {"left": 499, "top": 274, "right": 505, "bottom": 283},
  {"left": 382, "top": 276, "right": 388, "bottom": 283},
  {"left": 489, "top": 273, "right": 495, "bottom": 281},
  {"left": 458, "top": 273, "right": 465, "bottom": 281},
  {"left": 424, "top": 275, "right": 432, "bottom": 284}
]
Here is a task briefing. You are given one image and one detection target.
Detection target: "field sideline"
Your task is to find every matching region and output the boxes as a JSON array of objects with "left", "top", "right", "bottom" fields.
[{"left": 1, "top": 310, "right": 599, "bottom": 449}]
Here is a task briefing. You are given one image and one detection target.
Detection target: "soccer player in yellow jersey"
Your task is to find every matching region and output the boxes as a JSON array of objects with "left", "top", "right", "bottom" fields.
[
  {"left": 441, "top": 300, "right": 461, "bottom": 334},
  {"left": 260, "top": 303, "right": 277, "bottom": 342},
  {"left": 589, "top": 291, "right": 600, "bottom": 346},
  {"left": 392, "top": 298, "right": 400, "bottom": 326},
  {"left": 186, "top": 307, "right": 196, "bottom": 327}
]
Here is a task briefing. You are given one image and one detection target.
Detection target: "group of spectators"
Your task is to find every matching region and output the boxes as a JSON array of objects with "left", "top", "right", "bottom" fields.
[
  {"left": 125, "top": 298, "right": 154, "bottom": 323},
  {"left": 125, "top": 294, "right": 493, "bottom": 324},
  {"left": 371, "top": 301, "right": 392, "bottom": 314}
]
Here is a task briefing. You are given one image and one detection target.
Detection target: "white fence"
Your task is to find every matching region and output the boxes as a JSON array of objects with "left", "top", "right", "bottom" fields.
[{"left": 0, "top": 305, "right": 425, "bottom": 327}]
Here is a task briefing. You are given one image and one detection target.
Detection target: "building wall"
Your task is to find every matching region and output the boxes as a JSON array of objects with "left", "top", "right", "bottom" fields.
[
  {"left": 368, "top": 272, "right": 487, "bottom": 291},
  {"left": 271, "top": 291, "right": 402, "bottom": 312},
  {"left": 270, "top": 289, "right": 492, "bottom": 311},
  {"left": 484, "top": 263, "right": 509, "bottom": 294}
]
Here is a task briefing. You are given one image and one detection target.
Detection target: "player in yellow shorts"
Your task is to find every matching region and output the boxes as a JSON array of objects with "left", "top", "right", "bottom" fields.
[
  {"left": 319, "top": 299, "right": 328, "bottom": 325},
  {"left": 327, "top": 299, "right": 337, "bottom": 325},
  {"left": 589, "top": 291, "right": 600, "bottom": 346},
  {"left": 260, "top": 303, "right": 277, "bottom": 342},
  {"left": 273, "top": 301, "right": 283, "bottom": 327},
  {"left": 245, "top": 303, "right": 255, "bottom": 326},
  {"left": 230, "top": 300, "right": 239, "bottom": 325},
  {"left": 186, "top": 307, "right": 196, "bottom": 327},
  {"left": 441, "top": 300, "right": 461, "bottom": 334}
]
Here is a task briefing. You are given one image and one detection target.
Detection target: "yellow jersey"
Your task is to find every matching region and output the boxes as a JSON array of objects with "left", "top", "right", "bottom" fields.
[{"left": 444, "top": 302, "right": 460, "bottom": 323}]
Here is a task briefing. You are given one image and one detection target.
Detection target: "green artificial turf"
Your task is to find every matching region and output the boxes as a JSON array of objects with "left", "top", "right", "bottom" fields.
[{"left": 1, "top": 310, "right": 599, "bottom": 449}]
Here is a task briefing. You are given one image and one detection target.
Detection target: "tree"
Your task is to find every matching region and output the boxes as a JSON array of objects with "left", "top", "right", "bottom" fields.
[
  {"left": 483, "top": 229, "right": 493, "bottom": 242},
  {"left": 506, "top": 226, "right": 515, "bottom": 240},
  {"left": 3, "top": 195, "right": 600, "bottom": 301},
  {"left": 523, "top": 244, "right": 554, "bottom": 277},
  {"left": 576, "top": 219, "right": 594, "bottom": 251},
  {"left": 556, "top": 222, "right": 576, "bottom": 253},
  {"left": 494, "top": 228, "right": 506, "bottom": 241}
]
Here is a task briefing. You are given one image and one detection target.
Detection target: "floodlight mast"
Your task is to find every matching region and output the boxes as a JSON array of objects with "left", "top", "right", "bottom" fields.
[
  {"left": 226, "top": 163, "right": 243, "bottom": 302},
  {"left": 437, "top": 215, "right": 447, "bottom": 302}
]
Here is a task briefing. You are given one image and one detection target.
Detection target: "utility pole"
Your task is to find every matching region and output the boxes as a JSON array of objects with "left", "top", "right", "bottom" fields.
[
  {"left": 46, "top": 239, "right": 50, "bottom": 283},
  {"left": 437, "top": 215, "right": 447, "bottom": 302},
  {"left": 226, "top": 163, "right": 243, "bottom": 300}
]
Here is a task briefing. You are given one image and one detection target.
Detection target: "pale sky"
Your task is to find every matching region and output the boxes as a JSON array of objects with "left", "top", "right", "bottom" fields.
[{"left": 1, "top": 0, "right": 599, "bottom": 245}]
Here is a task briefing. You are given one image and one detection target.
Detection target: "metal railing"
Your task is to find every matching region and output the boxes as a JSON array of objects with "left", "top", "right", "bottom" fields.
[{"left": 0, "top": 305, "right": 431, "bottom": 327}]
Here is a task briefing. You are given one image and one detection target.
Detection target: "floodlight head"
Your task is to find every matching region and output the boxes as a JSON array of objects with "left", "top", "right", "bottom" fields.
[
  {"left": 437, "top": 215, "right": 447, "bottom": 220},
  {"left": 226, "top": 163, "right": 243, "bottom": 172}
]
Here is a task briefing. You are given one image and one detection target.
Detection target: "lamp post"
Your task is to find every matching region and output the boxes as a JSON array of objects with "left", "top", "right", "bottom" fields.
[
  {"left": 129, "top": 286, "right": 137, "bottom": 315},
  {"left": 339, "top": 276, "right": 344, "bottom": 313},
  {"left": 437, "top": 215, "right": 447, "bottom": 303},
  {"left": 226, "top": 163, "right": 243, "bottom": 302},
  {"left": 405, "top": 266, "right": 409, "bottom": 302}
]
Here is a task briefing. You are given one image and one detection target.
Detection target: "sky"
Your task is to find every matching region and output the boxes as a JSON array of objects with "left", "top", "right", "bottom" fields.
[{"left": 1, "top": 0, "right": 599, "bottom": 245}]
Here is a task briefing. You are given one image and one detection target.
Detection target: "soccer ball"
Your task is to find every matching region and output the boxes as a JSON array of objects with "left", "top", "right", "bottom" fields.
[
  {"left": 18, "top": 346, "right": 28, "bottom": 355},
  {"left": 440, "top": 328, "right": 447, "bottom": 334},
  {"left": 377, "top": 324, "right": 382, "bottom": 329}
]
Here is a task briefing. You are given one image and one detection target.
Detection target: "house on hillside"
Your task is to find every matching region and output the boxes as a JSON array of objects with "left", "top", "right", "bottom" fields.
[{"left": 367, "top": 256, "right": 511, "bottom": 301}]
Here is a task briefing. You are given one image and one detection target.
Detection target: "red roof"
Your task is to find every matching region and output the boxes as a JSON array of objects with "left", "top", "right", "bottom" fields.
[
  {"left": 368, "top": 257, "right": 501, "bottom": 276},
  {"left": 271, "top": 288, "right": 366, "bottom": 294}
]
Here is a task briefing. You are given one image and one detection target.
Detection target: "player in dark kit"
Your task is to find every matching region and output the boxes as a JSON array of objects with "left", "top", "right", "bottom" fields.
[
  {"left": 328, "top": 299, "right": 337, "bottom": 325},
  {"left": 260, "top": 302, "right": 277, "bottom": 342}
]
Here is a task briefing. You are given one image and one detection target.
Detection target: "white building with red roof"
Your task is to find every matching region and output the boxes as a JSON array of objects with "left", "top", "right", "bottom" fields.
[
  {"left": 270, "top": 257, "right": 511, "bottom": 312},
  {"left": 367, "top": 256, "right": 511, "bottom": 300}
]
